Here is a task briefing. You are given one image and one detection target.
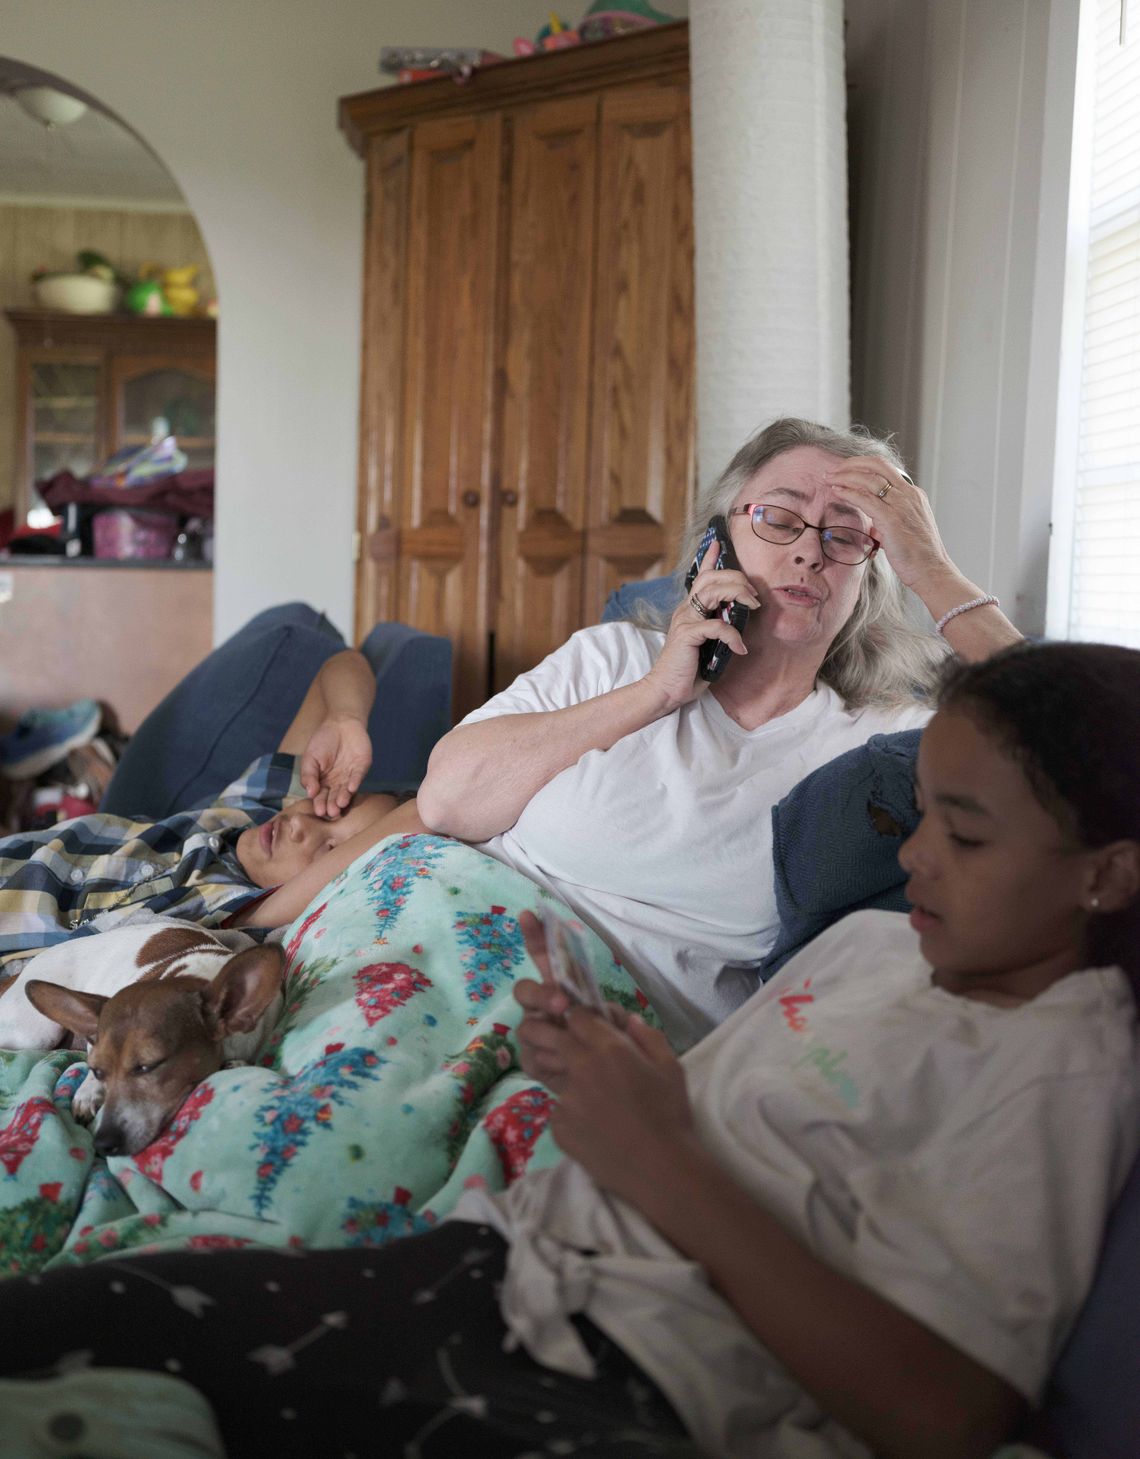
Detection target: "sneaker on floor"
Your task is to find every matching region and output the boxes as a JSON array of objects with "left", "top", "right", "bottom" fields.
[{"left": 0, "top": 699, "right": 102, "bottom": 781}]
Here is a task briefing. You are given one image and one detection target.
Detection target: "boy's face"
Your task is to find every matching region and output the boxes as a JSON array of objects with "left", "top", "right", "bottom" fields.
[
  {"left": 899, "top": 709, "right": 1094, "bottom": 1003},
  {"left": 235, "top": 793, "right": 394, "bottom": 889}
]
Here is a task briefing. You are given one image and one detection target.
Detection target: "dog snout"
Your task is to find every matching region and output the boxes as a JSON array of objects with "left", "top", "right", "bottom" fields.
[
  {"left": 93, "top": 1121, "right": 129, "bottom": 1159},
  {"left": 90, "top": 1096, "right": 170, "bottom": 1158}
]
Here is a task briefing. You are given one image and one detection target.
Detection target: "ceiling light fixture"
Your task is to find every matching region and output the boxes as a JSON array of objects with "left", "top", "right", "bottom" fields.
[{"left": 13, "top": 86, "right": 88, "bottom": 128}]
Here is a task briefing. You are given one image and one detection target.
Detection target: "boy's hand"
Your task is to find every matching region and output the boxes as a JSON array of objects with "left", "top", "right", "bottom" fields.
[{"left": 300, "top": 716, "right": 372, "bottom": 818}]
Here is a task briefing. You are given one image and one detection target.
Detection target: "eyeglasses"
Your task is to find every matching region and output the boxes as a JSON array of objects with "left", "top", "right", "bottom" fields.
[{"left": 727, "top": 503, "right": 879, "bottom": 566}]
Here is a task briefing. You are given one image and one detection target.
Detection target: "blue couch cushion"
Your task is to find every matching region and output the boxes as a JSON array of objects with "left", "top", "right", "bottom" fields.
[
  {"left": 761, "top": 730, "right": 922, "bottom": 980},
  {"left": 1029, "top": 1144, "right": 1140, "bottom": 1459},
  {"left": 100, "top": 605, "right": 455, "bottom": 820},
  {"left": 601, "top": 575, "right": 680, "bottom": 624},
  {"left": 358, "top": 620, "right": 453, "bottom": 794},
  {"left": 100, "top": 604, "right": 345, "bottom": 820}
]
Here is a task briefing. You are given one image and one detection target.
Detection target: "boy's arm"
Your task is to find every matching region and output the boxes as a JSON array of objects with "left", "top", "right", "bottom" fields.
[
  {"left": 229, "top": 795, "right": 428, "bottom": 928},
  {"left": 278, "top": 649, "right": 376, "bottom": 817}
]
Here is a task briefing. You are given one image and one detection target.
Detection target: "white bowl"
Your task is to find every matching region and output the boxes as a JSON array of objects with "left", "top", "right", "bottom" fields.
[{"left": 33, "top": 273, "right": 120, "bottom": 315}]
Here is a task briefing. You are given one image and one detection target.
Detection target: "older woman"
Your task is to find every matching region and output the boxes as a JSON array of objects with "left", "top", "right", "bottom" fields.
[{"left": 418, "top": 418, "right": 1021, "bottom": 1046}]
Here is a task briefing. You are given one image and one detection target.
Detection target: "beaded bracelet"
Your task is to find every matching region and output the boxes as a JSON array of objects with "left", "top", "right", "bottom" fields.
[{"left": 935, "top": 594, "right": 1000, "bottom": 635}]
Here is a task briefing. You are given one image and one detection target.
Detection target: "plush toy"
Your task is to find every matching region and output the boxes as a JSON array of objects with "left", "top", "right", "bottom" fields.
[
  {"left": 514, "top": 2, "right": 675, "bottom": 54},
  {"left": 513, "top": 13, "right": 580, "bottom": 56},
  {"left": 156, "top": 265, "right": 200, "bottom": 317},
  {"left": 122, "top": 277, "right": 171, "bottom": 317},
  {"left": 125, "top": 263, "right": 200, "bottom": 318},
  {"left": 578, "top": 1, "right": 676, "bottom": 40}
]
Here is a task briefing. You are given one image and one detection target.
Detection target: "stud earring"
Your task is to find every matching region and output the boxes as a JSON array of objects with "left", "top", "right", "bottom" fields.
[{"left": 1089, "top": 896, "right": 1101, "bottom": 911}]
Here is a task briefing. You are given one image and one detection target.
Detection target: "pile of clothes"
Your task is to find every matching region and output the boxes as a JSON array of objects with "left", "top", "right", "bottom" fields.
[{"left": 0, "top": 700, "right": 126, "bottom": 835}]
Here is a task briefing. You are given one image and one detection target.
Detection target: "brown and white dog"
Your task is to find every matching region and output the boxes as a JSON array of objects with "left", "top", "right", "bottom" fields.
[{"left": 0, "top": 916, "right": 284, "bottom": 1157}]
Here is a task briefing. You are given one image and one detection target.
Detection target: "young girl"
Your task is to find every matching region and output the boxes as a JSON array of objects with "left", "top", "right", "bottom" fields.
[{"left": 1, "top": 641, "right": 1137, "bottom": 1459}]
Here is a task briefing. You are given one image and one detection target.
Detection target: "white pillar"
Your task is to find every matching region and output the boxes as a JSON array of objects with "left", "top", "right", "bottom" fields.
[{"left": 689, "top": 0, "right": 850, "bottom": 485}]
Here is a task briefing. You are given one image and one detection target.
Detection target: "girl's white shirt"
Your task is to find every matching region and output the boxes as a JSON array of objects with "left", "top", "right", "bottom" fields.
[{"left": 456, "top": 911, "right": 1140, "bottom": 1459}]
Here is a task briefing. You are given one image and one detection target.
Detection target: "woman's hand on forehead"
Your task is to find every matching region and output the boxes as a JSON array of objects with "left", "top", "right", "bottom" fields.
[{"left": 822, "top": 456, "right": 951, "bottom": 590}]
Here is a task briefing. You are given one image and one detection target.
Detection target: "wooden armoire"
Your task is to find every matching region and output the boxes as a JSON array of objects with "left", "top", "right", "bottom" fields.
[{"left": 339, "top": 22, "right": 694, "bottom": 720}]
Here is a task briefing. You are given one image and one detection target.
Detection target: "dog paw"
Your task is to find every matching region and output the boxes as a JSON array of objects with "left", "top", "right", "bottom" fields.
[{"left": 72, "top": 1073, "right": 104, "bottom": 1124}]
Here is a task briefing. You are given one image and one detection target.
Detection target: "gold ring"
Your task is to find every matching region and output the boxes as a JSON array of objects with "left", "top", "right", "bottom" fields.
[
  {"left": 876, "top": 478, "right": 893, "bottom": 499},
  {"left": 690, "top": 593, "right": 715, "bottom": 619}
]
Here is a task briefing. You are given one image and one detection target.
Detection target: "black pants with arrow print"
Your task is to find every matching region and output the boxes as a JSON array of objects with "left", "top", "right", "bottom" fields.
[{"left": 0, "top": 1221, "right": 699, "bottom": 1459}]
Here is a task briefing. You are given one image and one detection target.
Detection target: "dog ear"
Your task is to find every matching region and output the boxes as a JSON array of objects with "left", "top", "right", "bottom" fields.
[
  {"left": 24, "top": 980, "right": 107, "bottom": 1043},
  {"left": 202, "top": 944, "right": 285, "bottom": 1038}
]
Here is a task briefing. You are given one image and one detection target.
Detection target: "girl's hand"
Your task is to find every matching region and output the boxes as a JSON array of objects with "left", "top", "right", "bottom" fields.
[
  {"left": 545, "top": 1009, "right": 695, "bottom": 1203},
  {"left": 514, "top": 911, "right": 629, "bottom": 1076},
  {"left": 824, "top": 456, "right": 953, "bottom": 593},
  {"left": 300, "top": 715, "right": 373, "bottom": 818},
  {"left": 643, "top": 543, "right": 760, "bottom": 711}
]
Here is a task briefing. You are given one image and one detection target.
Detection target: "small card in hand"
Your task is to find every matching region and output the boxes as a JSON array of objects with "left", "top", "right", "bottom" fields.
[{"left": 533, "top": 905, "right": 609, "bottom": 1018}]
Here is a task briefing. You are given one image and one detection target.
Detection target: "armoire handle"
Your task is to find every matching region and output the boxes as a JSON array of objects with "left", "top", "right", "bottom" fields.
[
  {"left": 501, "top": 490, "right": 518, "bottom": 507},
  {"left": 462, "top": 490, "right": 480, "bottom": 508}
]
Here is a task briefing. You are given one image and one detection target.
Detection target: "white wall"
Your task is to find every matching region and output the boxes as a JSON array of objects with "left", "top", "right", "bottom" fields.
[
  {"left": 847, "top": 0, "right": 1080, "bottom": 634},
  {"left": 689, "top": 0, "right": 849, "bottom": 487},
  {"left": 2, "top": 0, "right": 543, "bottom": 641}
]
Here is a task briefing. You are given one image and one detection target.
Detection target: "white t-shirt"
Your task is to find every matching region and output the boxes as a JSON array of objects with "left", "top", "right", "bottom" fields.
[
  {"left": 463, "top": 622, "right": 931, "bottom": 1045},
  {"left": 456, "top": 911, "right": 1140, "bottom": 1459}
]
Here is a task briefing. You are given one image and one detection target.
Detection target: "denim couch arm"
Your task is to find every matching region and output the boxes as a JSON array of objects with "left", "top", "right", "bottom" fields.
[{"left": 100, "top": 607, "right": 452, "bottom": 821}]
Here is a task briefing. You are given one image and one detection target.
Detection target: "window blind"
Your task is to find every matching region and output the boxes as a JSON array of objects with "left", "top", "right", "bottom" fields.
[{"left": 1068, "top": 0, "right": 1140, "bottom": 645}]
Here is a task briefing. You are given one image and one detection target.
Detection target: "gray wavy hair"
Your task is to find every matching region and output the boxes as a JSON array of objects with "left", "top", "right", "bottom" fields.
[{"left": 658, "top": 417, "right": 949, "bottom": 708}]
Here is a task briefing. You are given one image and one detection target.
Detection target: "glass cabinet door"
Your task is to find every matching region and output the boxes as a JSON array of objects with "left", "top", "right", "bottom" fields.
[
  {"left": 118, "top": 365, "right": 216, "bottom": 471},
  {"left": 28, "top": 361, "right": 101, "bottom": 525}
]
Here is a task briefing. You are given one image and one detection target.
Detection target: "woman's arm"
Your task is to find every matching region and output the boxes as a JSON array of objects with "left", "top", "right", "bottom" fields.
[
  {"left": 515, "top": 973, "right": 1022, "bottom": 1459},
  {"left": 419, "top": 567, "right": 758, "bottom": 842},
  {"left": 825, "top": 459, "right": 1023, "bottom": 663},
  {"left": 278, "top": 649, "right": 376, "bottom": 817},
  {"left": 417, "top": 679, "right": 670, "bottom": 842}
]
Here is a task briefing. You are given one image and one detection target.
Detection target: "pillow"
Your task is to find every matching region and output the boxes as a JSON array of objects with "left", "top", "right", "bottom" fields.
[
  {"left": 100, "top": 604, "right": 345, "bottom": 819},
  {"left": 761, "top": 730, "right": 922, "bottom": 980},
  {"left": 601, "top": 574, "right": 680, "bottom": 623},
  {"left": 357, "top": 619, "right": 453, "bottom": 793}
]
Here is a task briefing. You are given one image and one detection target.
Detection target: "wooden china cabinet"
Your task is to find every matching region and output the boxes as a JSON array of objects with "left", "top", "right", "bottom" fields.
[
  {"left": 340, "top": 22, "right": 695, "bottom": 719},
  {"left": 1, "top": 311, "right": 216, "bottom": 732},
  {"left": 5, "top": 310, "right": 216, "bottom": 526}
]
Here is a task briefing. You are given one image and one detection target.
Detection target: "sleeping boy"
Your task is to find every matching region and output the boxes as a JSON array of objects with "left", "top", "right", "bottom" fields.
[{"left": 0, "top": 648, "right": 423, "bottom": 992}]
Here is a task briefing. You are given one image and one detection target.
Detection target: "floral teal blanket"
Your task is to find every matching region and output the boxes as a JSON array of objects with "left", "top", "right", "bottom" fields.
[{"left": 0, "top": 835, "right": 653, "bottom": 1275}]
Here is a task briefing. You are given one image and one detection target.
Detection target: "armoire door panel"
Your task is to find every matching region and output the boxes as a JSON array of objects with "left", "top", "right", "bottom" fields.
[
  {"left": 499, "top": 555, "right": 584, "bottom": 691},
  {"left": 494, "top": 97, "right": 600, "bottom": 694},
  {"left": 343, "top": 27, "right": 695, "bottom": 713},
  {"left": 586, "top": 520, "right": 673, "bottom": 609},
  {"left": 354, "top": 131, "right": 411, "bottom": 642},
  {"left": 585, "top": 83, "right": 695, "bottom": 617},
  {"left": 595, "top": 555, "right": 676, "bottom": 614},
  {"left": 399, "top": 113, "right": 502, "bottom": 714}
]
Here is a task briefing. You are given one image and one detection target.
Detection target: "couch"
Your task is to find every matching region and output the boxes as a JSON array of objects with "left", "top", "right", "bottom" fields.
[{"left": 92, "top": 591, "right": 1140, "bottom": 1458}]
